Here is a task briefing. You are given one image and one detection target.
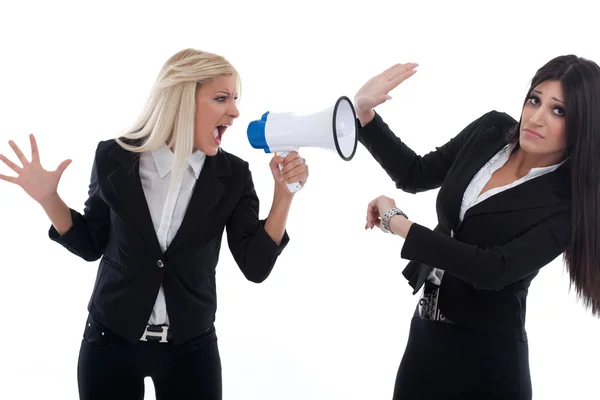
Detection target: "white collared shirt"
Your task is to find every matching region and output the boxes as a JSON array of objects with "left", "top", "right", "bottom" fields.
[
  {"left": 138, "top": 144, "right": 207, "bottom": 325},
  {"left": 427, "top": 142, "right": 565, "bottom": 285},
  {"left": 458, "top": 142, "right": 565, "bottom": 222}
]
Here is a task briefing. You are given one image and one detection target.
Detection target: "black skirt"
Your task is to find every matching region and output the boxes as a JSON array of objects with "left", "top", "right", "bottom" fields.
[{"left": 392, "top": 316, "right": 532, "bottom": 400}]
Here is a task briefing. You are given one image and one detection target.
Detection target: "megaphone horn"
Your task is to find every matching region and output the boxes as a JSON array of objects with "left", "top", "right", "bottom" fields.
[{"left": 247, "top": 96, "right": 358, "bottom": 193}]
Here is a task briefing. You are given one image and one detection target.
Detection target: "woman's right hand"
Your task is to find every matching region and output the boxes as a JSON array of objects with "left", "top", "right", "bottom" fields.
[
  {"left": 0, "top": 134, "right": 72, "bottom": 205},
  {"left": 354, "top": 63, "right": 419, "bottom": 125}
]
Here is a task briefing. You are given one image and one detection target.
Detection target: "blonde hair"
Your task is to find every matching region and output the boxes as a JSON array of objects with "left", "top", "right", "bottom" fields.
[{"left": 116, "top": 48, "right": 240, "bottom": 186}]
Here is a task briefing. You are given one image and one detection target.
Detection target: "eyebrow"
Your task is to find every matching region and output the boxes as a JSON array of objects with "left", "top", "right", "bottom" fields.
[
  {"left": 215, "top": 91, "right": 238, "bottom": 97},
  {"left": 532, "top": 89, "right": 564, "bottom": 104}
]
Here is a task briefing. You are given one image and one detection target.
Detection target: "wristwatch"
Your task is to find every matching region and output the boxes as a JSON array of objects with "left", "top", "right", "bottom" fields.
[{"left": 381, "top": 207, "right": 409, "bottom": 234}]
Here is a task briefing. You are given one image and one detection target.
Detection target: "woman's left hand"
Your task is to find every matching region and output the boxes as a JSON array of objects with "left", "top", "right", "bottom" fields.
[
  {"left": 269, "top": 151, "right": 309, "bottom": 197},
  {"left": 365, "top": 195, "right": 397, "bottom": 230}
]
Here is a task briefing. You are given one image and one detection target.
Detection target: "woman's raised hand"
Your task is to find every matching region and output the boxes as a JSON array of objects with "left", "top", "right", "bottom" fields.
[
  {"left": 0, "top": 134, "right": 72, "bottom": 205},
  {"left": 354, "top": 63, "right": 418, "bottom": 125}
]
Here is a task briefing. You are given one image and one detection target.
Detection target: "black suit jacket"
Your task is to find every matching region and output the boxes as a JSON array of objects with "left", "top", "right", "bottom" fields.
[
  {"left": 358, "top": 110, "right": 571, "bottom": 341},
  {"left": 49, "top": 140, "right": 289, "bottom": 345}
]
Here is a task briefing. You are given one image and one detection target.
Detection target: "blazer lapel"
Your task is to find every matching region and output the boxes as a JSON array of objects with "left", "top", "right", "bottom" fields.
[
  {"left": 462, "top": 161, "right": 570, "bottom": 220},
  {"left": 164, "top": 150, "right": 231, "bottom": 257},
  {"left": 446, "top": 130, "right": 510, "bottom": 229},
  {"left": 106, "top": 144, "right": 162, "bottom": 251}
]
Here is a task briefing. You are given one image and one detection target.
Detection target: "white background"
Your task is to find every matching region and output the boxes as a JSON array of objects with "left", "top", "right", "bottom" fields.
[{"left": 1, "top": 0, "right": 599, "bottom": 399}]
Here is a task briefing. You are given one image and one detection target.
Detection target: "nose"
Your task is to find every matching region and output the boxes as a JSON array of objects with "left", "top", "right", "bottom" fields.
[
  {"left": 229, "top": 102, "right": 240, "bottom": 119},
  {"left": 529, "top": 107, "right": 545, "bottom": 126}
]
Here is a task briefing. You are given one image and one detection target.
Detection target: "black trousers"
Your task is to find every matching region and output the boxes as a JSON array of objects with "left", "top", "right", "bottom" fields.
[
  {"left": 392, "top": 316, "right": 532, "bottom": 400},
  {"left": 77, "top": 314, "right": 222, "bottom": 400}
]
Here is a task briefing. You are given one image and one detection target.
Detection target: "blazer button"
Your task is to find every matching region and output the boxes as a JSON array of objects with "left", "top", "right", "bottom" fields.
[{"left": 157, "top": 260, "right": 164, "bottom": 268}]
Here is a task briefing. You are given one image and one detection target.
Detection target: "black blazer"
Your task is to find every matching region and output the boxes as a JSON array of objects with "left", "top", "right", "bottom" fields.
[
  {"left": 49, "top": 140, "right": 289, "bottom": 345},
  {"left": 358, "top": 110, "right": 571, "bottom": 341}
]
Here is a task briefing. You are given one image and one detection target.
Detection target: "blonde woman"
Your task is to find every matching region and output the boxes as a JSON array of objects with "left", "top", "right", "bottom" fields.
[{"left": 0, "top": 48, "right": 309, "bottom": 399}]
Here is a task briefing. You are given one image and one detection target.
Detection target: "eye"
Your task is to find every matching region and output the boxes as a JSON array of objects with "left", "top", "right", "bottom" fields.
[
  {"left": 553, "top": 106, "right": 565, "bottom": 117},
  {"left": 528, "top": 95, "right": 540, "bottom": 105},
  {"left": 215, "top": 97, "right": 226, "bottom": 102}
]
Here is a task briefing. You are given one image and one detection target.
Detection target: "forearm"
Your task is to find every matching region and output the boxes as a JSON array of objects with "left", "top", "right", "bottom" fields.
[
  {"left": 40, "top": 193, "right": 73, "bottom": 236},
  {"left": 398, "top": 215, "right": 568, "bottom": 290},
  {"left": 264, "top": 191, "right": 293, "bottom": 246},
  {"left": 358, "top": 112, "right": 445, "bottom": 194}
]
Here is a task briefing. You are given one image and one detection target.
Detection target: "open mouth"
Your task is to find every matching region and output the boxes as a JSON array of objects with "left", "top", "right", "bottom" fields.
[{"left": 213, "top": 125, "right": 229, "bottom": 145}]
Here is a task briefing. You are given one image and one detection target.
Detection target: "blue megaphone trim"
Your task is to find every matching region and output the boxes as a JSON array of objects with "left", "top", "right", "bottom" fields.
[{"left": 247, "top": 111, "right": 271, "bottom": 153}]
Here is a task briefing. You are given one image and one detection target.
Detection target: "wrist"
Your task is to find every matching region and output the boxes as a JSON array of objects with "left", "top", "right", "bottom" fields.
[
  {"left": 39, "top": 192, "right": 61, "bottom": 209},
  {"left": 389, "top": 215, "right": 412, "bottom": 238},
  {"left": 273, "top": 189, "right": 294, "bottom": 207},
  {"left": 381, "top": 207, "right": 407, "bottom": 233},
  {"left": 356, "top": 108, "right": 375, "bottom": 127}
]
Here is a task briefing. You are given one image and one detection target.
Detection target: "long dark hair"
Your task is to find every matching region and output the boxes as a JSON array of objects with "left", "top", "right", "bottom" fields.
[{"left": 507, "top": 55, "right": 600, "bottom": 316}]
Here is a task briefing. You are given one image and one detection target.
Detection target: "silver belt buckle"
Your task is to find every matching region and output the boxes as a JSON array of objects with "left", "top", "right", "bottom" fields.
[
  {"left": 418, "top": 282, "right": 449, "bottom": 322},
  {"left": 140, "top": 325, "right": 169, "bottom": 343}
]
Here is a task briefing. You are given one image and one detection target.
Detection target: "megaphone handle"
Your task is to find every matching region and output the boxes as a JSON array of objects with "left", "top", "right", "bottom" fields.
[{"left": 275, "top": 151, "right": 302, "bottom": 193}]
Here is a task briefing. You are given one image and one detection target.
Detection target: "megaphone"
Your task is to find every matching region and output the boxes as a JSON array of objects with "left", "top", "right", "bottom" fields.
[{"left": 247, "top": 96, "right": 358, "bottom": 193}]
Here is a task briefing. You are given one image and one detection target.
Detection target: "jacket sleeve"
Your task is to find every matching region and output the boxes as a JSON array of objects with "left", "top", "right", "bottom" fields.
[
  {"left": 48, "top": 143, "right": 110, "bottom": 261},
  {"left": 226, "top": 163, "right": 290, "bottom": 283},
  {"left": 357, "top": 110, "right": 502, "bottom": 193},
  {"left": 400, "top": 209, "right": 570, "bottom": 290}
]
